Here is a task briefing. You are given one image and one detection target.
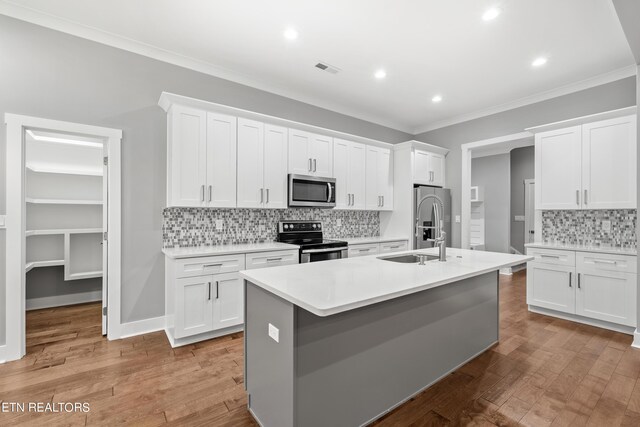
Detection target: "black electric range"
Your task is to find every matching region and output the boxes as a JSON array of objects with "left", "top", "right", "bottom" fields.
[{"left": 277, "top": 220, "right": 348, "bottom": 263}]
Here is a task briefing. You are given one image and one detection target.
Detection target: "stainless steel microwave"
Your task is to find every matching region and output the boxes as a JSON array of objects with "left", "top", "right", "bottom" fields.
[{"left": 288, "top": 174, "right": 336, "bottom": 208}]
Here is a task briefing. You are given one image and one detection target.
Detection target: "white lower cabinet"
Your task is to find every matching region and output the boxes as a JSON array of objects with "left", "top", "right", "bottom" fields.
[
  {"left": 349, "top": 240, "right": 408, "bottom": 257},
  {"left": 526, "top": 247, "right": 637, "bottom": 329},
  {"left": 165, "top": 248, "right": 298, "bottom": 346},
  {"left": 174, "top": 275, "right": 215, "bottom": 339},
  {"left": 526, "top": 263, "right": 575, "bottom": 314}
]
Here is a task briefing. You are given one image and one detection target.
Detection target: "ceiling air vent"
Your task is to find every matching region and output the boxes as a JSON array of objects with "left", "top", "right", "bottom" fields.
[{"left": 315, "top": 61, "right": 340, "bottom": 74}]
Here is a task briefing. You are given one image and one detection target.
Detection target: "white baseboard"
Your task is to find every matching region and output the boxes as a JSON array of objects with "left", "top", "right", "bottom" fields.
[
  {"left": 26, "top": 291, "right": 102, "bottom": 310},
  {"left": 633, "top": 329, "right": 640, "bottom": 349},
  {"left": 119, "top": 316, "right": 165, "bottom": 339},
  {"left": 0, "top": 345, "right": 6, "bottom": 364},
  {"left": 165, "top": 325, "right": 244, "bottom": 348},
  {"left": 499, "top": 267, "right": 513, "bottom": 276}
]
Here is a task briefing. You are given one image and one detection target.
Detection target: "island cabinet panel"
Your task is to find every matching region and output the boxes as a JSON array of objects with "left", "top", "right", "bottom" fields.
[{"left": 244, "top": 272, "right": 499, "bottom": 427}]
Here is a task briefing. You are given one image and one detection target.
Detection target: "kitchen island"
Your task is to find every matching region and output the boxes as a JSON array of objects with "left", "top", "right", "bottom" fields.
[{"left": 240, "top": 248, "right": 531, "bottom": 427}]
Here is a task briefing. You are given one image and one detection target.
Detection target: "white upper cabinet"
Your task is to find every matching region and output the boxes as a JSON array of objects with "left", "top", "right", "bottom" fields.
[
  {"left": 535, "top": 126, "right": 582, "bottom": 210},
  {"left": 535, "top": 114, "right": 637, "bottom": 210},
  {"left": 167, "top": 105, "right": 207, "bottom": 207},
  {"left": 581, "top": 116, "right": 636, "bottom": 209},
  {"left": 288, "top": 129, "right": 333, "bottom": 177},
  {"left": 263, "top": 124, "right": 288, "bottom": 208},
  {"left": 236, "top": 118, "right": 264, "bottom": 208},
  {"left": 237, "top": 119, "right": 288, "bottom": 209},
  {"left": 333, "top": 138, "right": 366, "bottom": 209},
  {"left": 413, "top": 149, "right": 445, "bottom": 187},
  {"left": 206, "top": 113, "right": 237, "bottom": 207},
  {"left": 166, "top": 108, "right": 237, "bottom": 208},
  {"left": 366, "top": 146, "right": 393, "bottom": 211}
]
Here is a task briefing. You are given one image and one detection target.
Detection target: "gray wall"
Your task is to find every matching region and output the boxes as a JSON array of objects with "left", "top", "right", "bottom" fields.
[
  {"left": 0, "top": 15, "right": 411, "bottom": 341},
  {"left": 415, "top": 76, "right": 637, "bottom": 248},
  {"left": 26, "top": 268, "right": 101, "bottom": 301},
  {"left": 510, "top": 146, "right": 535, "bottom": 254},
  {"left": 471, "top": 154, "right": 510, "bottom": 253}
]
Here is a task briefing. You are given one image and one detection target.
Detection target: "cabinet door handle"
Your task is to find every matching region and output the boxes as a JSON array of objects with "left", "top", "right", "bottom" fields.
[
  {"left": 584, "top": 189, "right": 588, "bottom": 205},
  {"left": 593, "top": 259, "right": 617, "bottom": 265},
  {"left": 576, "top": 190, "right": 580, "bottom": 206},
  {"left": 208, "top": 282, "right": 212, "bottom": 300},
  {"left": 266, "top": 257, "right": 282, "bottom": 262},
  {"left": 266, "top": 189, "right": 269, "bottom": 204},
  {"left": 260, "top": 188, "right": 264, "bottom": 204},
  {"left": 203, "top": 263, "right": 223, "bottom": 268},
  {"left": 382, "top": 196, "right": 384, "bottom": 207},
  {"left": 208, "top": 185, "right": 212, "bottom": 202},
  {"left": 308, "top": 158, "right": 312, "bottom": 172},
  {"left": 215, "top": 281, "right": 219, "bottom": 299},
  {"left": 540, "top": 254, "right": 560, "bottom": 259},
  {"left": 577, "top": 273, "right": 581, "bottom": 289},
  {"left": 351, "top": 194, "right": 355, "bottom": 206},
  {"left": 313, "top": 159, "right": 317, "bottom": 172},
  {"left": 569, "top": 272, "right": 572, "bottom": 288},
  {"left": 201, "top": 185, "right": 205, "bottom": 202}
]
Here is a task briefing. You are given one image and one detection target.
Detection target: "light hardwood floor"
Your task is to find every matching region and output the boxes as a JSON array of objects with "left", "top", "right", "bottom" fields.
[{"left": 2, "top": 271, "right": 639, "bottom": 426}]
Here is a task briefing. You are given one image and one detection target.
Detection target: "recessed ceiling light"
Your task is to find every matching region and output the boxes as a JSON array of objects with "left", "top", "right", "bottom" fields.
[
  {"left": 482, "top": 7, "right": 501, "bottom": 21},
  {"left": 374, "top": 69, "right": 387, "bottom": 79},
  {"left": 531, "top": 57, "right": 548, "bottom": 67},
  {"left": 283, "top": 27, "right": 298, "bottom": 41},
  {"left": 26, "top": 130, "right": 103, "bottom": 149},
  {"left": 432, "top": 95, "right": 443, "bottom": 103}
]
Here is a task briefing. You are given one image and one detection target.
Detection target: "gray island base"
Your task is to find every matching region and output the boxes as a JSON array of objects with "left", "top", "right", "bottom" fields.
[{"left": 244, "top": 271, "right": 499, "bottom": 427}]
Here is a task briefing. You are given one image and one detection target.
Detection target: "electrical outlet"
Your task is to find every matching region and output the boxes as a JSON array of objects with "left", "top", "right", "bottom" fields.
[
  {"left": 215, "top": 219, "right": 223, "bottom": 231},
  {"left": 455, "top": 215, "right": 461, "bottom": 223},
  {"left": 268, "top": 323, "right": 279, "bottom": 343},
  {"left": 336, "top": 218, "right": 342, "bottom": 227},
  {"left": 602, "top": 220, "right": 611, "bottom": 232}
]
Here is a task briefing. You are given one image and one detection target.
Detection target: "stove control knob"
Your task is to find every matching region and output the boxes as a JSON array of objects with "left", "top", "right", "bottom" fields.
[
  {"left": 312, "top": 224, "right": 317, "bottom": 228},
  {"left": 317, "top": 224, "right": 322, "bottom": 229},
  {"left": 284, "top": 224, "right": 289, "bottom": 229}
]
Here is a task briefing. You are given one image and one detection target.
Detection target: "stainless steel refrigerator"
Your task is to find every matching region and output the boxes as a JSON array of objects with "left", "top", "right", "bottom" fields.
[{"left": 413, "top": 186, "right": 452, "bottom": 250}]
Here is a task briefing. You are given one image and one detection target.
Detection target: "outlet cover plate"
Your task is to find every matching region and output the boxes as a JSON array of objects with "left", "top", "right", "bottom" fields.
[
  {"left": 215, "top": 219, "right": 223, "bottom": 231},
  {"left": 268, "top": 323, "right": 279, "bottom": 343},
  {"left": 602, "top": 220, "right": 611, "bottom": 232}
]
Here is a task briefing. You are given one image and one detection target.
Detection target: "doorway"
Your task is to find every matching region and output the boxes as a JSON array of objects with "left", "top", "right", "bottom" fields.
[{"left": 4, "top": 114, "right": 122, "bottom": 362}]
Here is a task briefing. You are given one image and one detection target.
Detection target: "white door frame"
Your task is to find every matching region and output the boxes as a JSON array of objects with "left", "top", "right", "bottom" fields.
[
  {"left": 460, "top": 132, "right": 534, "bottom": 249},
  {"left": 4, "top": 113, "right": 122, "bottom": 362},
  {"left": 524, "top": 179, "right": 536, "bottom": 245}
]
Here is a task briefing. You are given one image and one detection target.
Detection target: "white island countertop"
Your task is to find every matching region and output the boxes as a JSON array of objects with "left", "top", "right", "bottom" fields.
[
  {"left": 240, "top": 248, "right": 532, "bottom": 317},
  {"left": 163, "top": 242, "right": 298, "bottom": 259},
  {"left": 525, "top": 242, "right": 637, "bottom": 256}
]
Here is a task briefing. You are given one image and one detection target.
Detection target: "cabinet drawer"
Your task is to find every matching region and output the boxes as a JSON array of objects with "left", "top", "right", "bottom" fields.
[
  {"left": 175, "top": 254, "right": 245, "bottom": 278},
  {"left": 379, "top": 241, "right": 408, "bottom": 253},
  {"left": 245, "top": 250, "right": 299, "bottom": 270},
  {"left": 576, "top": 252, "right": 637, "bottom": 274},
  {"left": 526, "top": 248, "right": 575, "bottom": 266},
  {"left": 348, "top": 244, "right": 379, "bottom": 257}
]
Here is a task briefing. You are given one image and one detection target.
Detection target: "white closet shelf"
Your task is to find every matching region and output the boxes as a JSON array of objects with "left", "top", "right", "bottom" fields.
[
  {"left": 67, "top": 271, "right": 102, "bottom": 281},
  {"left": 26, "top": 197, "right": 103, "bottom": 205},
  {"left": 26, "top": 228, "right": 103, "bottom": 237},
  {"left": 26, "top": 164, "right": 103, "bottom": 177},
  {"left": 25, "top": 259, "right": 65, "bottom": 273}
]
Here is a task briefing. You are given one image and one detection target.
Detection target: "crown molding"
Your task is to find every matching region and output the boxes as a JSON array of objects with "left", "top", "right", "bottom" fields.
[
  {"left": 413, "top": 64, "right": 638, "bottom": 135},
  {"left": 0, "top": 1, "right": 413, "bottom": 134}
]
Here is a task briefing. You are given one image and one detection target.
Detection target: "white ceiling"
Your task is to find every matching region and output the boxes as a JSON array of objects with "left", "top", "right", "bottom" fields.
[{"left": 1, "top": 0, "right": 636, "bottom": 134}]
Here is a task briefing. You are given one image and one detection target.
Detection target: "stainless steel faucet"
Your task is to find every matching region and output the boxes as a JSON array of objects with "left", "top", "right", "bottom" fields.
[{"left": 415, "top": 194, "right": 447, "bottom": 262}]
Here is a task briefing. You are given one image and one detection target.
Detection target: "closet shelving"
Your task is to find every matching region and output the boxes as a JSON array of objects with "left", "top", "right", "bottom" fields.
[{"left": 25, "top": 135, "right": 104, "bottom": 281}]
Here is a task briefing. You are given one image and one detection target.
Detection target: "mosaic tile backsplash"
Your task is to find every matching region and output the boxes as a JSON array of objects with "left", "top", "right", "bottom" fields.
[
  {"left": 163, "top": 208, "right": 380, "bottom": 248},
  {"left": 541, "top": 209, "right": 637, "bottom": 248}
]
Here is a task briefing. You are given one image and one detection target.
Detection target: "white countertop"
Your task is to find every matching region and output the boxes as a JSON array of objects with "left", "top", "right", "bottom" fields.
[
  {"left": 525, "top": 242, "right": 637, "bottom": 256},
  {"left": 163, "top": 242, "right": 299, "bottom": 259},
  {"left": 334, "top": 236, "right": 409, "bottom": 245},
  {"left": 240, "top": 248, "right": 532, "bottom": 317}
]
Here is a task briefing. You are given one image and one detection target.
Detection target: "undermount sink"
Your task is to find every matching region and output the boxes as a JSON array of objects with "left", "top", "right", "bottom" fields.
[{"left": 378, "top": 254, "right": 440, "bottom": 263}]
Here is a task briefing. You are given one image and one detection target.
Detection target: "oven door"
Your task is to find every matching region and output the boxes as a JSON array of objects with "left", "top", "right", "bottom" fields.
[
  {"left": 288, "top": 174, "right": 336, "bottom": 208},
  {"left": 300, "top": 246, "right": 348, "bottom": 263}
]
